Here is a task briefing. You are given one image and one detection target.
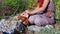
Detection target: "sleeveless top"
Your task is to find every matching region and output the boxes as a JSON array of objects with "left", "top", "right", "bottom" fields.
[
  {"left": 38, "top": 0, "right": 55, "bottom": 11},
  {"left": 38, "top": 0, "right": 55, "bottom": 16},
  {"left": 38, "top": 0, "right": 44, "bottom": 7}
]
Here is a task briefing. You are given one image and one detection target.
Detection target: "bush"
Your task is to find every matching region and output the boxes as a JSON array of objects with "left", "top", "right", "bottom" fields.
[{"left": 0, "top": 0, "right": 60, "bottom": 19}]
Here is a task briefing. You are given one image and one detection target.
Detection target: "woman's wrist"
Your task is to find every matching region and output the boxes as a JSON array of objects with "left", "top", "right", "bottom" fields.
[{"left": 28, "top": 11, "right": 33, "bottom": 15}]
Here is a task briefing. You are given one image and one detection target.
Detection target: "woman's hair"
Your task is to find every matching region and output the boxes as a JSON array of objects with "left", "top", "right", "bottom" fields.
[{"left": 38, "top": 0, "right": 44, "bottom": 7}]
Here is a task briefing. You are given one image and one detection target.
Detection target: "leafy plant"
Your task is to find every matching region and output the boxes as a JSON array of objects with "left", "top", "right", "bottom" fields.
[{"left": 27, "top": 0, "right": 38, "bottom": 10}]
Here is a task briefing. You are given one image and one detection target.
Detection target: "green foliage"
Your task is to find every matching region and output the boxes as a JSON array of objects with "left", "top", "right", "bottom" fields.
[
  {"left": 54, "top": 0, "right": 60, "bottom": 19},
  {"left": 27, "top": 0, "right": 38, "bottom": 10},
  {"left": 4, "top": 0, "right": 60, "bottom": 13},
  {"left": 4, "top": 0, "right": 18, "bottom": 9},
  {"left": 0, "top": 16, "right": 3, "bottom": 19},
  {"left": 18, "top": 0, "right": 28, "bottom": 12},
  {"left": 0, "top": 0, "right": 60, "bottom": 19},
  {"left": 54, "top": 0, "right": 60, "bottom": 10},
  {"left": 39, "top": 28, "right": 60, "bottom": 34},
  {"left": 56, "top": 10, "right": 60, "bottom": 19},
  {"left": 18, "top": 0, "right": 38, "bottom": 12}
]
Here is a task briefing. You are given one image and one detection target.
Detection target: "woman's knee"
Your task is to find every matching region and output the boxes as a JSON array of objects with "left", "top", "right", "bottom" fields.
[
  {"left": 28, "top": 15, "right": 40, "bottom": 24},
  {"left": 34, "top": 18, "right": 42, "bottom": 26},
  {"left": 34, "top": 18, "right": 48, "bottom": 26}
]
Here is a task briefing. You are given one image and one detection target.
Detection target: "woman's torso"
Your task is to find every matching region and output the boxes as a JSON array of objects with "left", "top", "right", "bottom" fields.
[{"left": 38, "top": 0, "right": 55, "bottom": 17}]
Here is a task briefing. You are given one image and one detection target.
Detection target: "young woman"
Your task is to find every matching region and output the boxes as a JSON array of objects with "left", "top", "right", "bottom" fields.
[{"left": 24, "top": 0, "right": 56, "bottom": 26}]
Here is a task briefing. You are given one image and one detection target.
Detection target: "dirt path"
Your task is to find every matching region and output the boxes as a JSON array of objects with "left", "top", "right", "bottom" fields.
[{"left": 54, "top": 24, "right": 60, "bottom": 29}]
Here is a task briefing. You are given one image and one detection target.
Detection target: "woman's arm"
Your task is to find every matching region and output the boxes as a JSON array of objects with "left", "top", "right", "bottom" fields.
[{"left": 28, "top": 0, "right": 50, "bottom": 15}]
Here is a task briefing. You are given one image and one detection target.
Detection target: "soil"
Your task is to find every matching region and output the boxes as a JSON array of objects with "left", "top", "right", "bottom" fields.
[{"left": 54, "top": 24, "right": 60, "bottom": 29}]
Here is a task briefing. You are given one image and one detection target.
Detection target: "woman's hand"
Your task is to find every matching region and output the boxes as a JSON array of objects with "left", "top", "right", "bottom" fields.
[
  {"left": 24, "top": 10, "right": 32, "bottom": 15},
  {"left": 24, "top": 9, "right": 37, "bottom": 15}
]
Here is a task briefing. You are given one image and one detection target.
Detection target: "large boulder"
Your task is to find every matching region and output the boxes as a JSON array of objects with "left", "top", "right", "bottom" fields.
[{"left": 27, "top": 25, "right": 54, "bottom": 34}]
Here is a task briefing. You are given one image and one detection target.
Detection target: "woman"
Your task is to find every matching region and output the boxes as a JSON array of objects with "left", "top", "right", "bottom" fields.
[{"left": 24, "top": 0, "right": 56, "bottom": 26}]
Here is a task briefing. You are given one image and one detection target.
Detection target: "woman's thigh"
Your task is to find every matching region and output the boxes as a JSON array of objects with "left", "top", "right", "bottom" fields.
[
  {"left": 34, "top": 15, "right": 49, "bottom": 26},
  {"left": 29, "top": 15, "right": 54, "bottom": 26}
]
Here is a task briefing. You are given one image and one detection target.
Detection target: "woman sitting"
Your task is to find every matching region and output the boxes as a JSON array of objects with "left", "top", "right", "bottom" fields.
[{"left": 24, "top": 0, "right": 56, "bottom": 26}]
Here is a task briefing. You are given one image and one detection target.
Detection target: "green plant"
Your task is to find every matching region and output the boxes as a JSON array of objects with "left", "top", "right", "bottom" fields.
[{"left": 27, "top": 0, "right": 38, "bottom": 10}]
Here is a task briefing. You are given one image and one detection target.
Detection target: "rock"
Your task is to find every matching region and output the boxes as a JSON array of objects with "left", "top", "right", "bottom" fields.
[
  {"left": 0, "top": 19, "right": 6, "bottom": 23},
  {"left": 27, "top": 25, "right": 54, "bottom": 34},
  {"left": 27, "top": 25, "right": 44, "bottom": 32},
  {"left": 45, "top": 25, "right": 54, "bottom": 29},
  {"left": 0, "top": 18, "right": 18, "bottom": 33}
]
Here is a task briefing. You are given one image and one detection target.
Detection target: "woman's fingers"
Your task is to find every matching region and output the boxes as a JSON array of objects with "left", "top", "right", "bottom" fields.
[
  {"left": 24, "top": 10, "right": 30, "bottom": 14},
  {"left": 22, "top": 10, "right": 32, "bottom": 15}
]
